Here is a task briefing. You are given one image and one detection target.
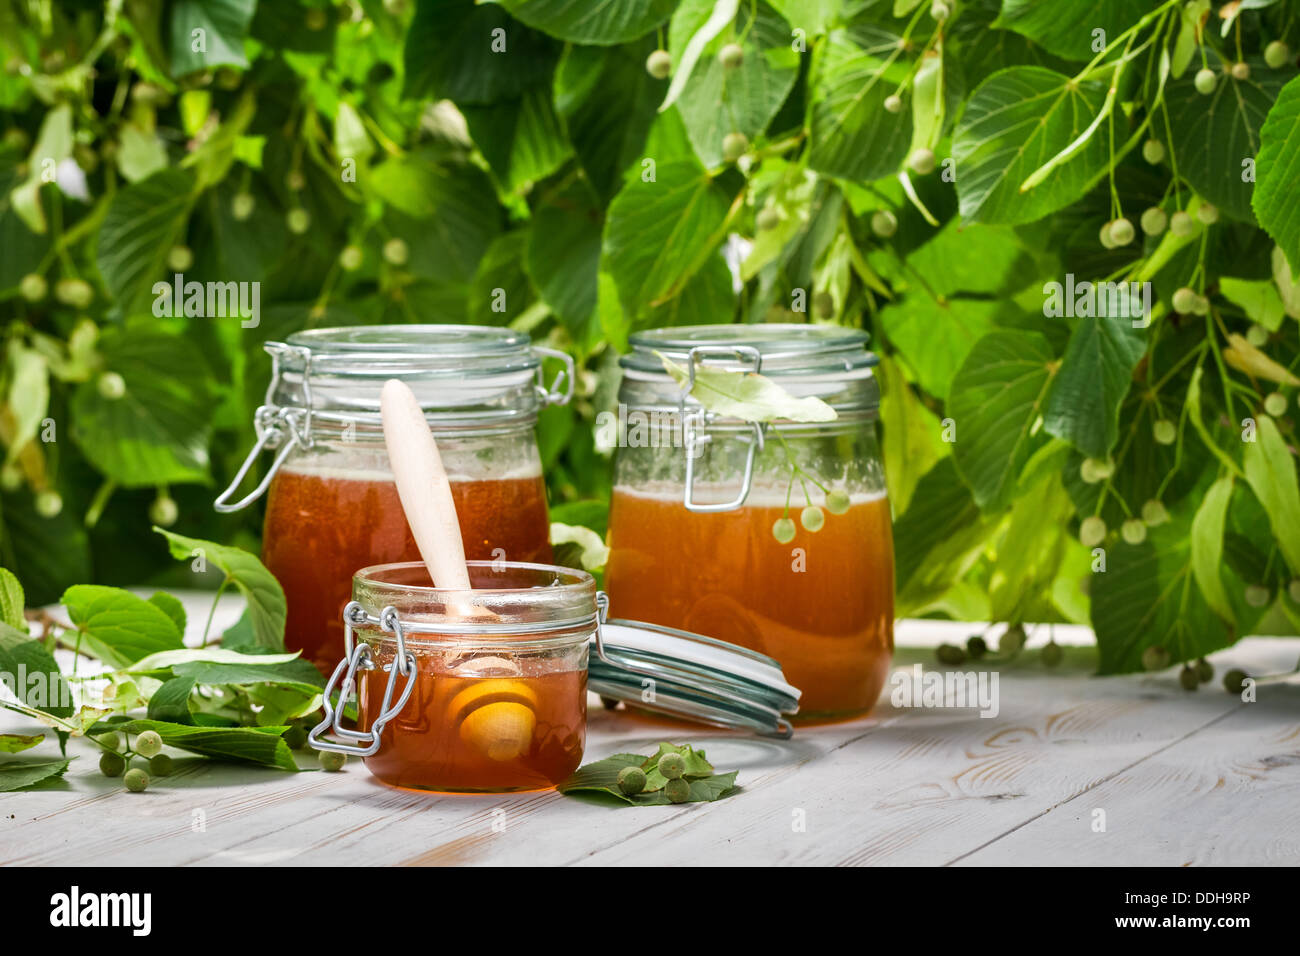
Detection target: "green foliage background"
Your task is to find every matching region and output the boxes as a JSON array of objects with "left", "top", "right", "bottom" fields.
[{"left": 1, "top": 0, "right": 1299, "bottom": 674}]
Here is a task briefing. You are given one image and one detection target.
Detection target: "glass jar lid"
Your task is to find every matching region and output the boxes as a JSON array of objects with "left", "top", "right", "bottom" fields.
[{"left": 265, "top": 324, "right": 573, "bottom": 430}]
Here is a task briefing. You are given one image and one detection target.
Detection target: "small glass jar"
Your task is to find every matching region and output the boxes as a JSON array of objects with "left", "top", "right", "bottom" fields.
[
  {"left": 311, "top": 561, "right": 592, "bottom": 793},
  {"left": 604, "top": 325, "right": 894, "bottom": 722},
  {"left": 214, "top": 326, "right": 572, "bottom": 674}
]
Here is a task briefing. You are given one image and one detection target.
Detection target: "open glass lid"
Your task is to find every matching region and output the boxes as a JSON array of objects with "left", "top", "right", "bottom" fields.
[{"left": 590, "top": 596, "right": 801, "bottom": 738}]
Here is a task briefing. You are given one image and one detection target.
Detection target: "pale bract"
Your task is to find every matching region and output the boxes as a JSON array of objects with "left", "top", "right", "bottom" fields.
[{"left": 657, "top": 352, "right": 838, "bottom": 423}]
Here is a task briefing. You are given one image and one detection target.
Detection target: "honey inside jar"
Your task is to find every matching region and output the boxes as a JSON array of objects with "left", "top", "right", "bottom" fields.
[{"left": 606, "top": 486, "right": 893, "bottom": 719}]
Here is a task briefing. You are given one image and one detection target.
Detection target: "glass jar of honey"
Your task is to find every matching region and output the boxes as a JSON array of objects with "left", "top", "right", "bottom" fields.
[
  {"left": 310, "top": 561, "right": 592, "bottom": 793},
  {"left": 604, "top": 325, "right": 893, "bottom": 722},
  {"left": 214, "top": 326, "right": 572, "bottom": 674}
]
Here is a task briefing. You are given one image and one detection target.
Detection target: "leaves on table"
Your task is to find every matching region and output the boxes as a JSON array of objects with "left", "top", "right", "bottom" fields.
[
  {"left": 558, "top": 742, "right": 740, "bottom": 806},
  {"left": 0, "top": 756, "right": 72, "bottom": 792},
  {"left": 89, "top": 717, "right": 299, "bottom": 771},
  {"left": 0, "top": 733, "right": 44, "bottom": 753}
]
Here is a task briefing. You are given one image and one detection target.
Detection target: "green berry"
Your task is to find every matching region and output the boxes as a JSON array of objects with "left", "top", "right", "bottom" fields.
[
  {"left": 1099, "top": 222, "right": 1118, "bottom": 250},
  {"left": 285, "top": 169, "right": 306, "bottom": 192},
  {"left": 935, "top": 643, "right": 966, "bottom": 666},
  {"left": 135, "top": 730, "right": 163, "bottom": 758},
  {"left": 1142, "top": 499, "right": 1169, "bottom": 526},
  {"left": 339, "top": 244, "right": 364, "bottom": 271},
  {"left": 1141, "top": 139, "right": 1165, "bottom": 164},
  {"left": 123, "top": 768, "right": 149, "bottom": 792},
  {"left": 930, "top": 1, "right": 950, "bottom": 20},
  {"left": 1041, "top": 641, "right": 1063, "bottom": 668},
  {"left": 1264, "top": 41, "right": 1290, "bottom": 69},
  {"left": 813, "top": 290, "right": 835, "bottom": 317},
  {"left": 1153, "top": 419, "right": 1177, "bottom": 445},
  {"left": 1171, "top": 287, "right": 1199, "bottom": 314},
  {"left": 999, "top": 624, "right": 1026, "bottom": 656},
  {"left": 149, "top": 754, "right": 174, "bottom": 776},
  {"left": 617, "top": 765, "right": 646, "bottom": 795},
  {"left": 98, "top": 371, "right": 127, "bottom": 400},
  {"left": 657, "top": 752, "right": 686, "bottom": 780},
  {"left": 1196, "top": 202, "right": 1219, "bottom": 225},
  {"left": 1194, "top": 68, "right": 1217, "bottom": 95},
  {"left": 1229, "top": 61, "right": 1250, "bottom": 81},
  {"left": 646, "top": 49, "right": 672, "bottom": 80},
  {"left": 1142, "top": 645, "right": 1171, "bottom": 671},
  {"left": 756, "top": 207, "right": 781, "bottom": 232},
  {"left": 383, "top": 237, "right": 409, "bottom": 265},
  {"left": 1191, "top": 293, "right": 1210, "bottom": 316},
  {"left": 166, "top": 245, "right": 193, "bottom": 272},
  {"left": 1179, "top": 664, "right": 1200, "bottom": 691},
  {"left": 18, "top": 273, "right": 47, "bottom": 302},
  {"left": 772, "top": 517, "right": 796, "bottom": 544},
  {"left": 1195, "top": 657, "right": 1213, "bottom": 683},
  {"left": 871, "top": 209, "right": 898, "bottom": 238},
  {"left": 1080, "top": 457, "right": 1113, "bottom": 483},
  {"left": 718, "top": 43, "right": 744, "bottom": 70},
  {"left": 1246, "top": 324, "right": 1269, "bottom": 347},
  {"left": 1244, "top": 584, "right": 1270, "bottom": 608},
  {"left": 1169, "top": 211, "right": 1196, "bottom": 237},
  {"left": 34, "top": 490, "right": 62, "bottom": 519},
  {"left": 825, "top": 489, "right": 851, "bottom": 515},
  {"left": 319, "top": 750, "right": 347, "bottom": 772},
  {"left": 283, "top": 724, "right": 308, "bottom": 749},
  {"left": 54, "top": 277, "right": 94, "bottom": 308},
  {"left": 149, "top": 495, "right": 179, "bottom": 527},
  {"left": 286, "top": 208, "right": 311, "bottom": 234},
  {"left": 1140, "top": 207, "right": 1167, "bottom": 236},
  {"left": 908, "top": 148, "right": 936, "bottom": 175},
  {"left": 664, "top": 777, "right": 691, "bottom": 803},
  {"left": 883, "top": 94, "right": 903, "bottom": 114},
  {"left": 1222, "top": 669, "right": 1249, "bottom": 694},
  {"left": 1263, "top": 392, "right": 1287, "bottom": 417},
  {"left": 1121, "top": 519, "right": 1147, "bottom": 545},
  {"left": 305, "top": 7, "right": 328, "bottom": 30},
  {"left": 100, "top": 752, "right": 126, "bottom": 777},
  {"left": 1079, "top": 515, "right": 1107, "bottom": 548},
  {"left": 800, "top": 505, "right": 825, "bottom": 532},
  {"left": 97, "top": 731, "right": 122, "bottom": 751},
  {"left": 1108, "top": 218, "right": 1135, "bottom": 246},
  {"left": 722, "top": 132, "right": 748, "bottom": 162},
  {"left": 232, "top": 192, "right": 255, "bottom": 220},
  {"left": 966, "top": 635, "right": 988, "bottom": 659}
]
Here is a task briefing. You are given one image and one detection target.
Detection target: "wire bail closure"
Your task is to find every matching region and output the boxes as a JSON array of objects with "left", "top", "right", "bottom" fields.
[
  {"left": 680, "top": 345, "right": 765, "bottom": 513},
  {"left": 308, "top": 601, "right": 417, "bottom": 757},
  {"left": 533, "top": 346, "right": 576, "bottom": 406}
]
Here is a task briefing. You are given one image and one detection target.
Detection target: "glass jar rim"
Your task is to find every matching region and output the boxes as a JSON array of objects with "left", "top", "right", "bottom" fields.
[{"left": 621, "top": 323, "right": 878, "bottom": 378}]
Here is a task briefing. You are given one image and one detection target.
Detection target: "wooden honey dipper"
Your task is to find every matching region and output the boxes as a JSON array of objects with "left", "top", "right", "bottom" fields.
[{"left": 380, "top": 379, "right": 536, "bottom": 761}]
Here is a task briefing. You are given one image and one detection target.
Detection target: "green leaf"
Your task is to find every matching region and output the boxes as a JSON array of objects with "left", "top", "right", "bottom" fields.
[
  {"left": 1191, "top": 474, "right": 1235, "bottom": 624},
  {"left": 524, "top": 181, "right": 603, "bottom": 344},
  {"left": 95, "top": 168, "right": 198, "bottom": 313},
  {"left": 169, "top": 0, "right": 257, "bottom": 74},
  {"left": 126, "top": 646, "right": 302, "bottom": 675},
  {"left": 115, "top": 123, "right": 169, "bottom": 183},
  {"left": 995, "top": 0, "right": 1147, "bottom": 61},
  {"left": 1043, "top": 315, "right": 1145, "bottom": 458},
  {"left": 498, "top": 0, "right": 677, "bottom": 45},
  {"left": 646, "top": 249, "right": 737, "bottom": 327},
  {"left": 948, "top": 330, "right": 1056, "bottom": 509},
  {"left": 1163, "top": 56, "right": 1294, "bottom": 222},
  {"left": 988, "top": 465, "right": 1074, "bottom": 623},
  {"left": 953, "top": 67, "right": 1109, "bottom": 225},
  {"left": 659, "top": 352, "right": 837, "bottom": 422},
  {"left": 1185, "top": 366, "right": 1243, "bottom": 478},
  {"left": 549, "top": 522, "right": 610, "bottom": 571},
  {"left": 877, "top": 353, "right": 945, "bottom": 514},
  {"left": 147, "top": 675, "right": 197, "bottom": 724},
  {"left": 893, "top": 458, "right": 994, "bottom": 600},
  {"left": 0, "top": 567, "right": 24, "bottom": 631},
  {"left": 808, "top": 28, "right": 913, "bottom": 182},
  {"left": 5, "top": 341, "right": 49, "bottom": 470},
  {"left": 61, "top": 585, "right": 185, "bottom": 668},
  {"left": 0, "top": 621, "right": 73, "bottom": 719},
  {"left": 147, "top": 591, "right": 187, "bottom": 636},
  {"left": 89, "top": 717, "right": 298, "bottom": 771},
  {"left": 558, "top": 743, "right": 739, "bottom": 805},
  {"left": 1091, "top": 520, "right": 1236, "bottom": 674},
  {"left": 876, "top": 295, "right": 1000, "bottom": 400},
  {"left": 555, "top": 39, "right": 666, "bottom": 203},
  {"left": 9, "top": 103, "right": 73, "bottom": 234},
  {"left": 1242, "top": 415, "right": 1300, "bottom": 575},
  {"left": 1219, "top": 276, "right": 1286, "bottom": 330},
  {"left": 172, "top": 658, "right": 325, "bottom": 695},
  {"left": 1253, "top": 75, "right": 1300, "bottom": 272},
  {"left": 155, "top": 529, "right": 287, "bottom": 651},
  {"left": 0, "top": 487, "right": 93, "bottom": 607},
  {"left": 333, "top": 101, "right": 373, "bottom": 164},
  {"left": 671, "top": 0, "right": 801, "bottom": 169},
  {"left": 0, "top": 733, "right": 43, "bottom": 754},
  {"left": 69, "top": 323, "right": 214, "bottom": 487},
  {"left": 661, "top": 0, "right": 739, "bottom": 113},
  {"left": 461, "top": 84, "right": 573, "bottom": 193},
  {"left": 602, "top": 158, "right": 732, "bottom": 317},
  {"left": 0, "top": 757, "right": 71, "bottom": 792}
]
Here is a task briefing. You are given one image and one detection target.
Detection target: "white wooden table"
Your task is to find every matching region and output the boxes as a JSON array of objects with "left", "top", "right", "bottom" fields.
[{"left": 3, "top": 592, "right": 1298, "bottom": 866}]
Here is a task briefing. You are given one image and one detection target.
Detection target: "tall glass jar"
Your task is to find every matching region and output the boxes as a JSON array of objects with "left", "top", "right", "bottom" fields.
[
  {"left": 215, "top": 326, "right": 572, "bottom": 673},
  {"left": 604, "top": 325, "right": 893, "bottom": 721}
]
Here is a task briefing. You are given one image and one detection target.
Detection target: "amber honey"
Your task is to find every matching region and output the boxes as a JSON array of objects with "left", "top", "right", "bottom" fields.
[
  {"left": 263, "top": 469, "right": 552, "bottom": 674},
  {"left": 605, "top": 486, "right": 894, "bottom": 719},
  {"left": 359, "top": 657, "right": 587, "bottom": 792}
]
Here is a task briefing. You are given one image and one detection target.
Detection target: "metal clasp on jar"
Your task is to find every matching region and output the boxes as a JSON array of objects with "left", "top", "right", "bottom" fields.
[
  {"left": 680, "top": 345, "right": 765, "bottom": 513},
  {"left": 308, "top": 602, "right": 417, "bottom": 757}
]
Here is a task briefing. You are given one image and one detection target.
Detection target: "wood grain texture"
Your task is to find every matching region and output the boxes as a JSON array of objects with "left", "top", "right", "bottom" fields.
[{"left": 1, "top": 592, "right": 1296, "bottom": 866}]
